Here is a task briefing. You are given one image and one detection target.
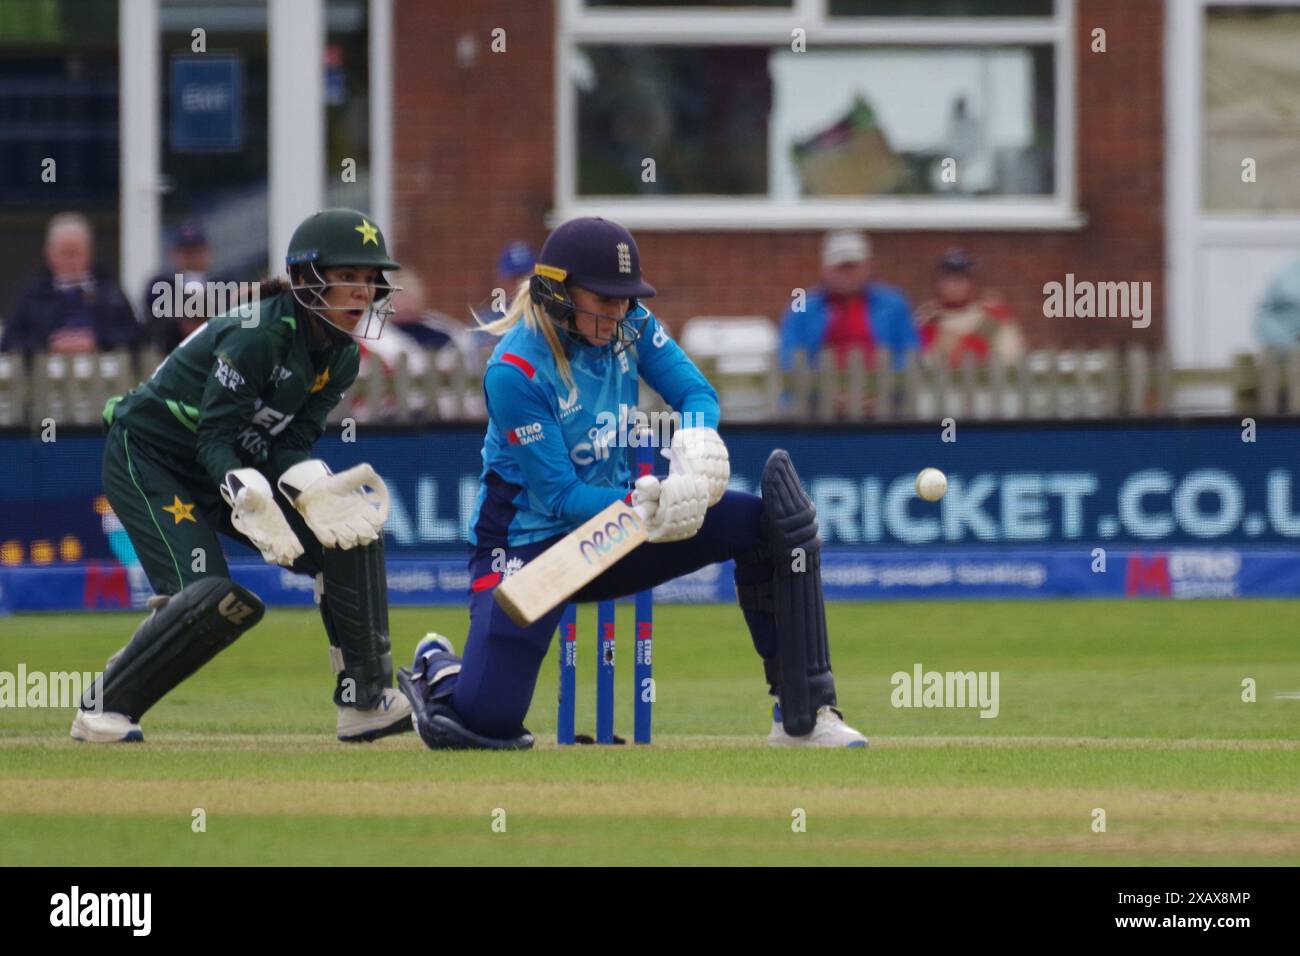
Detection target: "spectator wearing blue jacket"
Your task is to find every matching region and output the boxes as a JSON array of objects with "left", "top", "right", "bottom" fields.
[{"left": 778, "top": 230, "right": 918, "bottom": 371}]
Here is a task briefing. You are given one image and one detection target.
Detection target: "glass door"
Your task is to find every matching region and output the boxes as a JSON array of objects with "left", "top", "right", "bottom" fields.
[{"left": 158, "top": 0, "right": 269, "bottom": 287}]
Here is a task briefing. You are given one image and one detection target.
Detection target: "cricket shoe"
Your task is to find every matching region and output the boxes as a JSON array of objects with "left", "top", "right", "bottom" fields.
[
  {"left": 410, "top": 632, "right": 462, "bottom": 697},
  {"left": 70, "top": 710, "right": 144, "bottom": 743},
  {"left": 337, "top": 688, "right": 413, "bottom": 742},
  {"left": 413, "top": 633, "right": 457, "bottom": 672},
  {"left": 767, "top": 703, "right": 868, "bottom": 748}
]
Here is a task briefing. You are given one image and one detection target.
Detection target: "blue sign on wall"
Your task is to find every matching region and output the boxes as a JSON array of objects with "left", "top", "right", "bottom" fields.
[
  {"left": 6, "top": 546, "right": 1300, "bottom": 614},
  {"left": 3, "top": 421, "right": 1300, "bottom": 563},
  {"left": 171, "top": 55, "right": 241, "bottom": 152}
]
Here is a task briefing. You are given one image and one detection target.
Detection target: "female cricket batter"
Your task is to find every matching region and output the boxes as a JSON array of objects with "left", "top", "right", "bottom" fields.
[
  {"left": 398, "top": 217, "right": 868, "bottom": 749},
  {"left": 72, "top": 208, "right": 410, "bottom": 744}
]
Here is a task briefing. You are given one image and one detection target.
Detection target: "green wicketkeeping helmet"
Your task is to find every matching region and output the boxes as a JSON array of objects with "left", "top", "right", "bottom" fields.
[
  {"left": 286, "top": 208, "right": 400, "bottom": 272},
  {"left": 284, "top": 208, "right": 401, "bottom": 340}
]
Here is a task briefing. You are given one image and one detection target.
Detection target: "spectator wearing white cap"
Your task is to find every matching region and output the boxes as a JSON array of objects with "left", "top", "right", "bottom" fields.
[{"left": 778, "top": 230, "right": 918, "bottom": 372}]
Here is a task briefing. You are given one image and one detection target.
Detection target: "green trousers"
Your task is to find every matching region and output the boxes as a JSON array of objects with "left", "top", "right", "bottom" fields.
[{"left": 101, "top": 423, "right": 325, "bottom": 595}]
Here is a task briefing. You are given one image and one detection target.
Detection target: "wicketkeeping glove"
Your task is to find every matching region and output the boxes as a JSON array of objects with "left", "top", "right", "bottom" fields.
[
  {"left": 632, "top": 473, "right": 709, "bottom": 543},
  {"left": 669, "top": 426, "right": 729, "bottom": 506},
  {"left": 277, "top": 459, "right": 390, "bottom": 550},
  {"left": 221, "top": 468, "right": 305, "bottom": 566}
]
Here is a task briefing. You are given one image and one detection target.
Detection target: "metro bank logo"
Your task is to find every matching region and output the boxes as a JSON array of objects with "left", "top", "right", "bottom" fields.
[
  {"left": 1125, "top": 551, "right": 1241, "bottom": 598},
  {"left": 578, "top": 511, "right": 644, "bottom": 567},
  {"left": 508, "top": 422, "right": 544, "bottom": 446},
  {"left": 1125, "top": 554, "right": 1170, "bottom": 596}
]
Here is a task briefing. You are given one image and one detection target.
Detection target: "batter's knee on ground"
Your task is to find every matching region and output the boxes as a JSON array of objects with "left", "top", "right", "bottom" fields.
[{"left": 449, "top": 588, "right": 558, "bottom": 739}]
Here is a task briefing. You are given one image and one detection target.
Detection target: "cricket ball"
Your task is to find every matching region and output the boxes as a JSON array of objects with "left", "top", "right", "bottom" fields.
[{"left": 915, "top": 467, "right": 947, "bottom": 502}]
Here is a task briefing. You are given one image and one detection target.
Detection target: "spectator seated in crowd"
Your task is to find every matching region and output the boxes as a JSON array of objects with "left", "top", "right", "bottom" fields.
[
  {"left": 1, "top": 212, "right": 140, "bottom": 361},
  {"left": 385, "top": 273, "right": 493, "bottom": 365},
  {"left": 916, "top": 248, "right": 1025, "bottom": 367},
  {"left": 1253, "top": 255, "right": 1300, "bottom": 356},
  {"left": 481, "top": 240, "right": 536, "bottom": 322},
  {"left": 778, "top": 229, "right": 918, "bottom": 372},
  {"left": 142, "top": 220, "right": 224, "bottom": 353},
  {"left": 352, "top": 273, "right": 487, "bottom": 420}
]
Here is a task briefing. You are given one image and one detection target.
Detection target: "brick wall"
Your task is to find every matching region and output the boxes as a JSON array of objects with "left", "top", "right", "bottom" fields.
[
  {"left": 391, "top": 0, "right": 555, "bottom": 322},
  {"left": 392, "top": 0, "right": 1164, "bottom": 348}
]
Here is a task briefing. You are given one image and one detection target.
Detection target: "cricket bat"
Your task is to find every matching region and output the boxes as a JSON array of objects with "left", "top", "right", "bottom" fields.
[{"left": 494, "top": 499, "right": 648, "bottom": 627}]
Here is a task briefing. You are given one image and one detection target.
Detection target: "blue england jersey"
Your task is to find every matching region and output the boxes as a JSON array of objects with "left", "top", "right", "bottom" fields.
[{"left": 468, "top": 304, "right": 720, "bottom": 548}]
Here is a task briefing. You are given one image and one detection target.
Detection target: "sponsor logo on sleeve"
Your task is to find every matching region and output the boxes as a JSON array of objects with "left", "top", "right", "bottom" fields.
[
  {"left": 507, "top": 422, "right": 544, "bottom": 446},
  {"left": 214, "top": 357, "right": 244, "bottom": 390}
]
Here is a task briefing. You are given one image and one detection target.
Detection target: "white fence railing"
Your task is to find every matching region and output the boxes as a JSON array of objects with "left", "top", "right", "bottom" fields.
[{"left": 2, "top": 345, "right": 1298, "bottom": 430}]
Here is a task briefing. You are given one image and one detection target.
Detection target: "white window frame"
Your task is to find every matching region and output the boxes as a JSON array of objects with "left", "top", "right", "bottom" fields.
[
  {"left": 120, "top": 0, "right": 162, "bottom": 304},
  {"left": 1167, "top": 0, "right": 1300, "bottom": 365},
  {"left": 554, "top": 0, "right": 1080, "bottom": 230},
  {"left": 370, "top": 0, "right": 393, "bottom": 240},
  {"left": 269, "top": 0, "right": 326, "bottom": 276}
]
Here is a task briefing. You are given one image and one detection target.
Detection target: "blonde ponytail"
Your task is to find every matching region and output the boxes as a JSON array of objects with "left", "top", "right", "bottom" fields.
[{"left": 476, "top": 281, "right": 576, "bottom": 390}]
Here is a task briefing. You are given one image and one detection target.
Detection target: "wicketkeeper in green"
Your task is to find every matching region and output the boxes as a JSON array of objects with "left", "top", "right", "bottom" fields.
[{"left": 73, "top": 208, "right": 411, "bottom": 743}]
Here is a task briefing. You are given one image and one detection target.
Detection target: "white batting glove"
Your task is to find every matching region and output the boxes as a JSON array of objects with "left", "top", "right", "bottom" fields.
[
  {"left": 221, "top": 468, "right": 304, "bottom": 566},
  {"left": 669, "top": 426, "right": 729, "bottom": 506},
  {"left": 632, "top": 473, "right": 709, "bottom": 543},
  {"left": 277, "top": 459, "right": 390, "bottom": 550}
]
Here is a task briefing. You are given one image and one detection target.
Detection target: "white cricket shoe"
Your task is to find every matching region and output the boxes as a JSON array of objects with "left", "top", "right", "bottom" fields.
[
  {"left": 415, "top": 632, "right": 456, "bottom": 658},
  {"left": 767, "top": 703, "right": 869, "bottom": 748},
  {"left": 337, "top": 688, "right": 413, "bottom": 742},
  {"left": 70, "top": 710, "right": 144, "bottom": 743}
]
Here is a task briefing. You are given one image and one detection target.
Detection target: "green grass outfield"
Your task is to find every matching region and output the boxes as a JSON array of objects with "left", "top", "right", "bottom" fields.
[{"left": 1, "top": 600, "right": 1298, "bottom": 865}]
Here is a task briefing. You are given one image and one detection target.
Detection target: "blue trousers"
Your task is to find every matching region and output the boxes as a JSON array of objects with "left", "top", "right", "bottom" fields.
[{"left": 451, "top": 491, "right": 775, "bottom": 738}]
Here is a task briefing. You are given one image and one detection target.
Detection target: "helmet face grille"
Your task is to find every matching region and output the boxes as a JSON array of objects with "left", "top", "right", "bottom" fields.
[
  {"left": 530, "top": 273, "right": 649, "bottom": 354},
  {"left": 290, "top": 260, "right": 397, "bottom": 341},
  {"left": 608, "top": 304, "right": 650, "bottom": 356}
]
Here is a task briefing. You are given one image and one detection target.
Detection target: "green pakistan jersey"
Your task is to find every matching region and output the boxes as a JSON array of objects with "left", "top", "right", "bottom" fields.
[{"left": 106, "top": 291, "right": 359, "bottom": 488}]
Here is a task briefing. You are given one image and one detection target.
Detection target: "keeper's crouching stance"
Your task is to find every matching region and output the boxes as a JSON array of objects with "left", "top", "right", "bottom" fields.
[
  {"left": 398, "top": 217, "right": 867, "bottom": 750},
  {"left": 73, "top": 209, "right": 409, "bottom": 744}
]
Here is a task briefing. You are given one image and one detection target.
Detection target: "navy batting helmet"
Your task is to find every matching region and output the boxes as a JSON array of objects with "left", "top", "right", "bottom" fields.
[{"left": 530, "top": 217, "right": 655, "bottom": 353}]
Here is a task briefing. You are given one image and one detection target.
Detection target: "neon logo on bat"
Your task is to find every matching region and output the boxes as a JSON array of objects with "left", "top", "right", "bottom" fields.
[{"left": 578, "top": 511, "right": 644, "bottom": 566}]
